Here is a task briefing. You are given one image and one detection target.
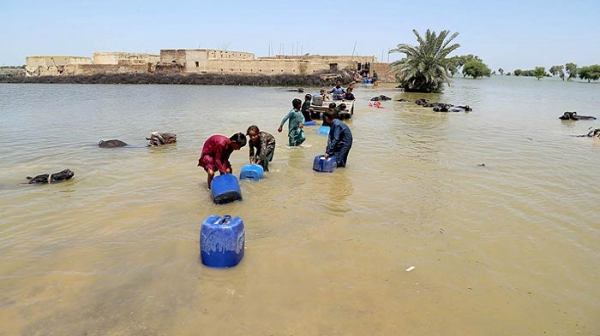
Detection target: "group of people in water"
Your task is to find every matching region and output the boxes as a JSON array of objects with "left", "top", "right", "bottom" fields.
[{"left": 197, "top": 82, "right": 355, "bottom": 189}]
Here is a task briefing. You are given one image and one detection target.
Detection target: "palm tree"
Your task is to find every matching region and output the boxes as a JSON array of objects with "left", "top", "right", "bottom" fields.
[{"left": 389, "top": 29, "right": 460, "bottom": 93}]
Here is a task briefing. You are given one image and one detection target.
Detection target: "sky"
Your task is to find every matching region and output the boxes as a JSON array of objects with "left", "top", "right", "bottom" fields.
[{"left": 1, "top": 0, "right": 599, "bottom": 72}]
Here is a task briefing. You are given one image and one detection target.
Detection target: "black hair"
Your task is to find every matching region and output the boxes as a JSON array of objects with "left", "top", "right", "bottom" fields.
[
  {"left": 339, "top": 103, "right": 346, "bottom": 110},
  {"left": 246, "top": 125, "right": 260, "bottom": 135},
  {"left": 304, "top": 94, "right": 312, "bottom": 100},
  {"left": 328, "top": 102, "right": 337, "bottom": 109},
  {"left": 292, "top": 98, "right": 302, "bottom": 108},
  {"left": 230, "top": 132, "right": 247, "bottom": 147},
  {"left": 323, "top": 110, "right": 336, "bottom": 120}
]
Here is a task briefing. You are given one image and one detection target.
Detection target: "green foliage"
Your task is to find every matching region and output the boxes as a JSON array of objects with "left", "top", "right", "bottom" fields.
[
  {"left": 498, "top": 68, "right": 504, "bottom": 75},
  {"left": 447, "top": 54, "right": 481, "bottom": 76},
  {"left": 534, "top": 67, "right": 546, "bottom": 80},
  {"left": 565, "top": 62, "right": 577, "bottom": 80},
  {"left": 514, "top": 69, "right": 523, "bottom": 76},
  {"left": 549, "top": 65, "right": 565, "bottom": 80},
  {"left": 462, "top": 60, "right": 491, "bottom": 78},
  {"left": 389, "top": 29, "right": 460, "bottom": 93},
  {"left": 578, "top": 65, "right": 600, "bottom": 82}
]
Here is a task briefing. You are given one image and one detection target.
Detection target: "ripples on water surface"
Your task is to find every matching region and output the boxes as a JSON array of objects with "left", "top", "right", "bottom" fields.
[{"left": 1, "top": 78, "right": 599, "bottom": 335}]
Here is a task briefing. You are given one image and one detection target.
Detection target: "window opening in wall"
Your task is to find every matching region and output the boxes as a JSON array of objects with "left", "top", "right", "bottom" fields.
[{"left": 195, "top": 61, "right": 199, "bottom": 67}]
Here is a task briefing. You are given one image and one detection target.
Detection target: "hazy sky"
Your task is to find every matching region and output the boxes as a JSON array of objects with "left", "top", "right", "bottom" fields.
[{"left": 1, "top": 0, "right": 598, "bottom": 71}]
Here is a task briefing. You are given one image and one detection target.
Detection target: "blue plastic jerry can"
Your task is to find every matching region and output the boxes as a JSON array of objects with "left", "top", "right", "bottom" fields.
[
  {"left": 313, "top": 154, "right": 337, "bottom": 172},
  {"left": 200, "top": 215, "right": 245, "bottom": 268},
  {"left": 240, "top": 164, "right": 264, "bottom": 181},
  {"left": 317, "top": 126, "right": 330, "bottom": 135},
  {"left": 211, "top": 174, "right": 242, "bottom": 204}
]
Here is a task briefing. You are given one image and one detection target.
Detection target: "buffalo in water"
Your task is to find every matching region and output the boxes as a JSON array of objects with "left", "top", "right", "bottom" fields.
[
  {"left": 559, "top": 111, "right": 596, "bottom": 120},
  {"left": 98, "top": 139, "right": 128, "bottom": 148},
  {"left": 147, "top": 132, "right": 177, "bottom": 146},
  {"left": 585, "top": 128, "right": 600, "bottom": 138},
  {"left": 370, "top": 95, "right": 392, "bottom": 101},
  {"left": 27, "top": 169, "right": 74, "bottom": 184}
]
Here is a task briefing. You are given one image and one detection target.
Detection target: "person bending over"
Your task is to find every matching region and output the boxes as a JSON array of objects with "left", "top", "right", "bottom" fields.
[
  {"left": 198, "top": 132, "right": 246, "bottom": 189},
  {"left": 247, "top": 125, "right": 276, "bottom": 172},
  {"left": 323, "top": 111, "right": 353, "bottom": 167}
]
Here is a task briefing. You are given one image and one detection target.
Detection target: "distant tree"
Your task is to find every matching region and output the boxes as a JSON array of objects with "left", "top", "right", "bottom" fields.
[
  {"left": 498, "top": 68, "right": 504, "bottom": 75},
  {"left": 549, "top": 65, "right": 565, "bottom": 81},
  {"left": 578, "top": 65, "right": 600, "bottom": 82},
  {"left": 533, "top": 67, "right": 546, "bottom": 80},
  {"left": 390, "top": 29, "right": 461, "bottom": 93},
  {"left": 514, "top": 69, "right": 523, "bottom": 76},
  {"left": 462, "top": 60, "right": 492, "bottom": 78},
  {"left": 565, "top": 62, "right": 577, "bottom": 80},
  {"left": 447, "top": 54, "right": 482, "bottom": 76}
]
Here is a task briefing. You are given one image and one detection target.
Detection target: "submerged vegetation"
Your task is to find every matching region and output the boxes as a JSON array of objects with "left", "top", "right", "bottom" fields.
[{"left": 389, "top": 29, "right": 460, "bottom": 93}]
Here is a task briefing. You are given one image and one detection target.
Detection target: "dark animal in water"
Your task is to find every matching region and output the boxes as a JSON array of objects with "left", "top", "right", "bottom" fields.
[
  {"left": 370, "top": 95, "right": 392, "bottom": 101},
  {"left": 287, "top": 88, "right": 304, "bottom": 93},
  {"left": 98, "top": 139, "right": 128, "bottom": 148},
  {"left": 415, "top": 98, "right": 430, "bottom": 106},
  {"left": 395, "top": 98, "right": 410, "bottom": 102},
  {"left": 27, "top": 169, "right": 74, "bottom": 184},
  {"left": 147, "top": 132, "right": 177, "bottom": 146},
  {"left": 559, "top": 111, "right": 596, "bottom": 120},
  {"left": 586, "top": 128, "right": 600, "bottom": 137}
]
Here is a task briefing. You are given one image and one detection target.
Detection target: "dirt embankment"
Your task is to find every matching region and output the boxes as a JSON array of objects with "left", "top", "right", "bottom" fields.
[{"left": 0, "top": 72, "right": 355, "bottom": 87}]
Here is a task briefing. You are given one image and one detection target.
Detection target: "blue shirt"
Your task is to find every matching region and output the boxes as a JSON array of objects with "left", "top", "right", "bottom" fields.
[
  {"left": 326, "top": 119, "right": 353, "bottom": 153},
  {"left": 328, "top": 86, "right": 346, "bottom": 100}
]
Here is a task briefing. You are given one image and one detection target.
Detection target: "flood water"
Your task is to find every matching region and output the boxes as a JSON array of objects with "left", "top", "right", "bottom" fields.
[{"left": 1, "top": 77, "right": 599, "bottom": 335}]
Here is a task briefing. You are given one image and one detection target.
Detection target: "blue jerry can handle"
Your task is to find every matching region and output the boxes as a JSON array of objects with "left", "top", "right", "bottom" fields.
[{"left": 216, "top": 215, "right": 232, "bottom": 225}]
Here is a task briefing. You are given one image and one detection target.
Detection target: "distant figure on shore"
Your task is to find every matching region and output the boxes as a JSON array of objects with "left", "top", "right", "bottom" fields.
[
  {"left": 328, "top": 80, "right": 346, "bottom": 100},
  {"left": 323, "top": 110, "right": 353, "bottom": 168},
  {"left": 247, "top": 125, "right": 276, "bottom": 172},
  {"left": 198, "top": 133, "right": 247, "bottom": 189},
  {"left": 278, "top": 98, "right": 306, "bottom": 146}
]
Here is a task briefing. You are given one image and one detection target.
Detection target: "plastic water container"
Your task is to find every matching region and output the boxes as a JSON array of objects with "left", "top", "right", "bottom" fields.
[
  {"left": 317, "top": 126, "right": 330, "bottom": 135},
  {"left": 211, "top": 174, "right": 242, "bottom": 204},
  {"left": 313, "top": 154, "right": 337, "bottom": 172},
  {"left": 304, "top": 120, "right": 316, "bottom": 126},
  {"left": 239, "top": 164, "right": 264, "bottom": 181},
  {"left": 312, "top": 95, "right": 323, "bottom": 106},
  {"left": 200, "top": 215, "right": 245, "bottom": 268}
]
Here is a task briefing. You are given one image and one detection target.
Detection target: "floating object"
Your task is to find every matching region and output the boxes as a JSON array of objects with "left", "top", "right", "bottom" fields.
[
  {"left": 317, "top": 126, "right": 330, "bottom": 135},
  {"left": 313, "top": 154, "right": 337, "bottom": 172},
  {"left": 312, "top": 95, "right": 323, "bottom": 106},
  {"left": 239, "top": 164, "right": 264, "bottom": 181},
  {"left": 210, "top": 174, "right": 242, "bottom": 204},
  {"left": 200, "top": 215, "right": 245, "bottom": 268},
  {"left": 304, "top": 120, "right": 316, "bottom": 126},
  {"left": 406, "top": 266, "right": 415, "bottom": 272}
]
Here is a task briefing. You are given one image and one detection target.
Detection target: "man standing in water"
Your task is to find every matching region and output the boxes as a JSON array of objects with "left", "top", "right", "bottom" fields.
[
  {"left": 323, "top": 111, "right": 353, "bottom": 167},
  {"left": 328, "top": 80, "right": 346, "bottom": 100}
]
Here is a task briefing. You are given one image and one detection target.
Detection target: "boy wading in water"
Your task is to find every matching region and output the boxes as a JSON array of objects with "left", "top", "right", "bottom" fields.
[
  {"left": 247, "top": 125, "right": 276, "bottom": 172},
  {"left": 197, "top": 132, "right": 247, "bottom": 189},
  {"left": 278, "top": 98, "right": 306, "bottom": 146}
]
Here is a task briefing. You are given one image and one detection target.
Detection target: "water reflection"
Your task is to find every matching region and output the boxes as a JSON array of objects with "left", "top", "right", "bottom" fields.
[{"left": 2, "top": 80, "right": 600, "bottom": 335}]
